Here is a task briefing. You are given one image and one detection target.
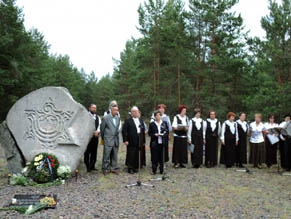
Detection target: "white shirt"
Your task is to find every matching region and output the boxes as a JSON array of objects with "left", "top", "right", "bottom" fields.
[
  {"left": 220, "top": 120, "right": 239, "bottom": 142},
  {"left": 151, "top": 113, "right": 172, "bottom": 132},
  {"left": 133, "top": 117, "right": 141, "bottom": 134},
  {"left": 206, "top": 118, "right": 221, "bottom": 134},
  {"left": 155, "top": 121, "right": 163, "bottom": 144},
  {"left": 90, "top": 112, "right": 101, "bottom": 132},
  {"left": 187, "top": 117, "right": 206, "bottom": 142},
  {"left": 172, "top": 114, "right": 189, "bottom": 137},
  {"left": 237, "top": 119, "right": 248, "bottom": 133},
  {"left": 249, "top": 122, "right": 265, "bottom": 143}
]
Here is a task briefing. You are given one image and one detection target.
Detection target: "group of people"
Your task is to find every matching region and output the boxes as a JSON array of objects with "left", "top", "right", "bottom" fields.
[{"left": 84, "top": 101, "right": 291, "bottom": 176}]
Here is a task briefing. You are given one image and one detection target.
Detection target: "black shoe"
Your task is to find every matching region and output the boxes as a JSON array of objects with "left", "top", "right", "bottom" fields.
[
  {"left": 180, "top": 164, "right": 186, "bottom": 168},
  {"left": 128, "top": 169, "right": 134, "bottom": 174},
  {"left": 87, "top": 168, "right": 91, "bottom": 172},
  {"left": 133, "top": 169, "right": 138, "bottom": 173},
  {"left": 90, "top": 168, "right": 98, "bottom": 171}
]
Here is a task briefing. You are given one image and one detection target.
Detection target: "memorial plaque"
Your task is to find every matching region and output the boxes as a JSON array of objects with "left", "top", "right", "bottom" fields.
[{"left": 10, "top": 194, "right": 57, "bottom": 208}]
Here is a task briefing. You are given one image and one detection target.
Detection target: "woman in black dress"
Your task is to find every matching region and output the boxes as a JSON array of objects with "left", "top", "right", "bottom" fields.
[
  {"left": 149, "top": 111, "right": 169, "bottom": 174},
  {"left": 236, "top": 112, "right": 248, "bottom": 167},
  {"left": 205, "top": 110, "right": 221, "bottom": 168},
  {"left": 220, "top": 112, "right": 238, "bottom": 168},
  {"left": 172, "top": 105, "right": 189, "bottom": 168},
  {"left": 187, "top": 108, "right": 206, "bottom": 168}
]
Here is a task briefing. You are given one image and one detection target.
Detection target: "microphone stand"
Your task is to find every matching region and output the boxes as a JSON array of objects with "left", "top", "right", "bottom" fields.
[
  {"left": 126, "top": 126, "right": 154, "bottom": 188},
  {"left": 150, "top": 132, "right": 174, "bottom": 183}
]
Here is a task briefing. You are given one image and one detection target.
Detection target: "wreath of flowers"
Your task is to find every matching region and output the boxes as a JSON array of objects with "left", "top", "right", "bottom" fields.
[{"left": 28, "top": 153, "right": 59, "bottom": 183}]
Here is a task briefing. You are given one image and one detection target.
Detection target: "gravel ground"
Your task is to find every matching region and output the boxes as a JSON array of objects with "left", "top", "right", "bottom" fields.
[{"left": 0, "top": 144, "right": 291, "bottom": 219}]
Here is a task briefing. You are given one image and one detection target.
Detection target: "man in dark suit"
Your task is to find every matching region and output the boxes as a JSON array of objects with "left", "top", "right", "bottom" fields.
[
  {"left": 84, "top": 104, "right": 101, "bottom": 172},
  {"left": 122, "top": 106, "right": 146, "bottom": 174},
  {"left": 100, "top": 104, "right": 120, "bottom": 175}
]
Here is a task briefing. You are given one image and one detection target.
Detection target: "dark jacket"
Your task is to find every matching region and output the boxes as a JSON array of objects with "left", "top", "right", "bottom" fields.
[{"left": 122, "top": 117, "right": 145, "bottom": 147}]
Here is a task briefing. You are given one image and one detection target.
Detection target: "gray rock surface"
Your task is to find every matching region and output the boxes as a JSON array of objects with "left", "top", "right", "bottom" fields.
[
  {"left": 0, "top": 121, "right": 23, "bottom": 174},
  {"left": 6, "top": 87, "right": 95, "bottom": 171}
]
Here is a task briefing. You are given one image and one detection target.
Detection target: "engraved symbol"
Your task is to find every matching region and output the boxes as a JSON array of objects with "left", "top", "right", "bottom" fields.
[{"left": 24, "top": 98, "right": 74, "bottom": 148}]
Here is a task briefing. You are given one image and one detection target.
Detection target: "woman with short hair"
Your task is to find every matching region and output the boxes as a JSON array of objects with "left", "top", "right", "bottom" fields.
[
  {"left": 205, "top": 110, "right": 221, "bottom": 168},
  {"left": 236, "top": 112, "right": 248, "bottom": 167},
  {"left": 220, "top": 112, "right": 239, "bottom": 168},
  {"left": 249, "top": 113, "right": 266, "bottom": 169},
  {"left": 148, "top": 110, "right": 169, "bottom": 174},
  {"left": 187, "top": 108, "right": 206, "bottom": 168},
  {"left": 264, "top": 114, "right": 279, "bottom": 168},
  {"left": 172, "top": 105, "right": 189, "bottom": 168}
]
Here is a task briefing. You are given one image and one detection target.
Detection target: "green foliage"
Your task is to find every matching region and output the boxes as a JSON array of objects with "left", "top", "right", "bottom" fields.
[
  {"left": 0, "top": 206, "right": 28, "bottom": 214},
  {"left": 1, "top": 0, "right": 290, "bottom": 122},
  {"left": 10, "top": 173, "right": 28, "bottom": 186}
]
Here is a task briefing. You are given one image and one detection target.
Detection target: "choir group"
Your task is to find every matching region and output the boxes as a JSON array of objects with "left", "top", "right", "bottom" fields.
[{"left": 84, "top": 101, "right": 291, "bottom": 176}]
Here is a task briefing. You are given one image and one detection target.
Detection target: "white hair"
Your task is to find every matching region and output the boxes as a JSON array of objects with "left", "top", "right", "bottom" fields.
[{"left": 131, "top": 106, "right": 139, "bottom": 112}]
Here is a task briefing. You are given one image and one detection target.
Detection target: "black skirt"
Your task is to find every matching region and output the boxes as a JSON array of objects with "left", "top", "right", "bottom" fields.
[
  {"left": 172, "top": 137, "right": 188, "bottom": 164},
  {"left": 205, "top": 136, "right": 218, "bottom": 166},
  {"left": 236, "top": 132, "right": 247, "bottom": 164},
  {"left": 265, "top": 137, "right": 278, "bottom": 166},
  {"left": 220, "top": 137, "right": 236, "bottom": 167}
]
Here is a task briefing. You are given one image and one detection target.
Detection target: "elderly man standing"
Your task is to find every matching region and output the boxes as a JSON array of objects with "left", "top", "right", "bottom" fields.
[
  {"left": 122, "top": 106, "right": 146, "bottom": 174},
  {"left": 100, "top": 104, "right": 121, "bottom": 175}
]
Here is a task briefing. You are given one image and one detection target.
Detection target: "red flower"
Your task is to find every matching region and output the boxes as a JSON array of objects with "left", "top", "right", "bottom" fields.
[
  {"left": 51, "top": 163, "right": 55, "bottom": 167},
  {"left": 48, "top": 156, "right": 52, "bottom": 159},
  {"left": 52, "top": 159, "right": 55, "bottom": 163}
]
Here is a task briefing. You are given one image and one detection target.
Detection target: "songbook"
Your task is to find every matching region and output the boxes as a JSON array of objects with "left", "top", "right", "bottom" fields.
[
  {"left": 267, "top": 127, "right": 288, "bottom": 136},
  {"left": 267, "top": 134, "right": 279, "bottom": 145},
  {"left": 188, "top": 144, "right": 195, "bottom": 153}
]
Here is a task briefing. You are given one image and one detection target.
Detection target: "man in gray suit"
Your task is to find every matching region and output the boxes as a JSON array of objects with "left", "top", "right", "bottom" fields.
[{"left": 100, "top": 104, "right": 120, "bottom": 175}]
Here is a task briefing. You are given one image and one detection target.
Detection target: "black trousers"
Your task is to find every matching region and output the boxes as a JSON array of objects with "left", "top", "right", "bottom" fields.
[
  {"left": 126, "top": 146, "right": 139, "bottom": 170},
  {"left": 84, "top": 137, "right": 99, "bottom": 170},
  {"left": 151, "top": 143, "right": 164, "bottom": 173}
]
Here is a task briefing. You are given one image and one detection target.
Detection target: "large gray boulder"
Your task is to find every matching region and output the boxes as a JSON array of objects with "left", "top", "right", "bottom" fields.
[
  {"left": 6, "top": 87, "right": 95, "bottom": 171},
  {"left": 0, "top": 121, "right": 23, "bottom": 174}
]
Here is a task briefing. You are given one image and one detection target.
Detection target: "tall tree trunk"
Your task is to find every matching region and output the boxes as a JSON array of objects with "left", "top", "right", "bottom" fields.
[
  {"left": 177, "top": 51, "right": 181, "bottom": 106},
  {"left": 211, "top": 25, "right": 216, "bottom": 94},
  {"left": 153, "top": 46, "right": 157, "bottom": 107}
]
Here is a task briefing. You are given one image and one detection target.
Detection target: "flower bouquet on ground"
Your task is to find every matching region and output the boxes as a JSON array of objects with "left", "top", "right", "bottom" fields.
[
  {"left": 57, "top": 165, "right": 71, "bottom": 180},
  {"left": 28, "top": 153, "right": 59, "bottom": 183}
]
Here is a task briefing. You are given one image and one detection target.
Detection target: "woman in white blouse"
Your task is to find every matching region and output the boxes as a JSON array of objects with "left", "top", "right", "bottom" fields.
[
  {"left": 172, "top": 105, "right": 189, "bottom": 168},
  {"left": 220, "top": 112, "right": 239, "bottom": 168},
  {"left": 249, "top": 113, "right": 266, "bottom": 169},
  {"left": 264, "top": 114, "right": 279, "bottom": 168},
  {"left": 187, "top": 108, "right": 206, "bottom": 168}
]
